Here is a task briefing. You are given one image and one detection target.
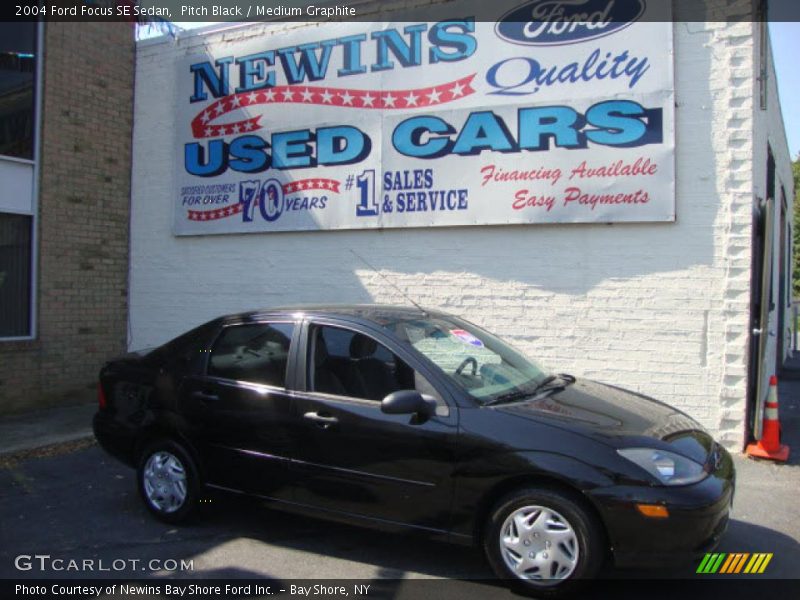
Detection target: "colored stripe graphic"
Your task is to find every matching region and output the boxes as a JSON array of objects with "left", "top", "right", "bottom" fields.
[
  {"left": 758, "top": 554, "right": 773, "bottom": 573},
  {"left": 697, "top": 553, "right": 773, "bottom": 574},
  {"left": 697, "top": 553, "right": 726, "bottom": 574},
  {"left": 733, "top": 553, "right": 750, "bottom": 573},
  {"left": 744, "top": 553, "right": 773, "bottom": 574},
  {"left": 719, "top": 554, "right": 736, "bottom": 573},
  {"left": 696, "top": 553, "right": 713, "bottom": 573},
  {"left": 720, "top": 553, "right": 749, "bottom": 573}
]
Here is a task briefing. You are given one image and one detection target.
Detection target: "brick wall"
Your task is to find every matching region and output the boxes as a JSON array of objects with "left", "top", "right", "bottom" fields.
[
  {"left": 0, "top": 23, "right": 134, "bottom": 414},
  {"left": 129, "top": 10, "right": 786, "bottom": 450}
]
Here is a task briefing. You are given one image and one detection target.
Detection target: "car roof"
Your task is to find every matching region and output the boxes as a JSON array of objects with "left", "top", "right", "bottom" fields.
[{"left": 221, "top": 304, "right": 452, "bottom": 326}]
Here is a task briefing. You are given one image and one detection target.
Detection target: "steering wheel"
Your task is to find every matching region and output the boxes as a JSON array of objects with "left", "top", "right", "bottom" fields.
[{"left": 455, "top": 357, "right": 478, "bottom": 376}]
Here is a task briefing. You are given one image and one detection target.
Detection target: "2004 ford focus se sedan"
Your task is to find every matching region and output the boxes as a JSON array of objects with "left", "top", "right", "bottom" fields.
[{"left": 94, "top": 305, "right": 734, "bottom": 595}]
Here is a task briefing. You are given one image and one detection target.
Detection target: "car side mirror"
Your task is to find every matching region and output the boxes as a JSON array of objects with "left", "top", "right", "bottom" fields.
[{"left": 381, "top": 390, "right": 436, "bottom": 418}]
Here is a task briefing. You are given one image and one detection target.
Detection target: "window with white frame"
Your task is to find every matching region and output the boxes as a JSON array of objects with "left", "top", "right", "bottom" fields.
[{"left": 0, "top": 21, "right": 37, "bottom": 339}]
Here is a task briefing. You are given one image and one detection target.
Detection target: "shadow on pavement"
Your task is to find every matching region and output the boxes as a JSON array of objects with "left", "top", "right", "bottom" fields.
[
  {"left": 1, "top": 445, "right": 798, "bottom": 600},
  {"left": 612, "top": 517, "right": 800, "bottom": 580}
]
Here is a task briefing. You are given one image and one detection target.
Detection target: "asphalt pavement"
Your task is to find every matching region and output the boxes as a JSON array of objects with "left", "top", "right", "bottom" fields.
[
  {"left": 0, "top": 441, "right": 798, "bottom": 587},
  {"left": 0, "top": 402, "right": 95, "bottom": 455},
  {"left": 0, "top": 361, "right": 798, "bottom": 596}
]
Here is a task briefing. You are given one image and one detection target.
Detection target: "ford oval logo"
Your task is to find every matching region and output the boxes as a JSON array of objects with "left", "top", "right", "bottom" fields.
[{"left": 496, "top": 0, "right": 646, "bottom": 46}]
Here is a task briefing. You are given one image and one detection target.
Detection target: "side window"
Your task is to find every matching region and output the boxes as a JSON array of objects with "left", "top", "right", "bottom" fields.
[
  {"left": 208, "top": 322, "right": 294, "bottom": 387},
  {"left": 309, "top": 324, "right": 442, "bottom": 403}
]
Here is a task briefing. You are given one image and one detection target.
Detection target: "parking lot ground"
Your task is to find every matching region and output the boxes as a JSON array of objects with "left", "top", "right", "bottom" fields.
[
  {"left": 0, "top": 440, "right": 798, "bottom": 594},
  {"left": 1, "top": 363, "right": 798, "bottom": 596},
  {"left": 0, "top": 442, "right": 489, "bottom": 581},
  {"left": 0, "top": 402, "right": 95, "bottom": 456}
]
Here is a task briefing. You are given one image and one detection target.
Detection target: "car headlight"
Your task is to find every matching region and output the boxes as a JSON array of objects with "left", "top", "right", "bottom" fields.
[{"left": 617, "top": 447, "right": 707, "bottom": 486}]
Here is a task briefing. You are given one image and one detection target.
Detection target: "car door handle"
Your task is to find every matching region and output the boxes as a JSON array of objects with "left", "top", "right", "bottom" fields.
[
  {"left": 303, "top": 411, "right": 338, "bottom": 428},
  {"left": 191, "top": 390, "right": 219, "bottom": 402}
]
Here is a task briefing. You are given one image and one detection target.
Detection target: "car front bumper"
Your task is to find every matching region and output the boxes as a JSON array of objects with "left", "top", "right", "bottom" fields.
[{"left": 590, "top": 446, "right": 735, "bottom": 568}]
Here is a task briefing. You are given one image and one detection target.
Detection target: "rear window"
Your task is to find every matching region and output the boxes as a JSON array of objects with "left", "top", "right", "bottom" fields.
[
  {"left": 208, "top": 322, "right": 295, "bottom": 387},
  {"left": 147, "top": 320, "right": 218, "bottom": 369}
]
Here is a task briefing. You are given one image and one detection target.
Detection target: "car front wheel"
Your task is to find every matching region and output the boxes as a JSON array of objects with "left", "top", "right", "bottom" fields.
[
  {"left": 137, "top": 439, "right": 199, "bottom": 523},
  {"left": 484, "top": 487, "right": 605, "bottom": 596}
]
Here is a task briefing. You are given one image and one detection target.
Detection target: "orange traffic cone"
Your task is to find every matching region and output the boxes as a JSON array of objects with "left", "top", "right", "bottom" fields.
[{"left": 746, "top": 375, "right": 790, "bottom": 462}]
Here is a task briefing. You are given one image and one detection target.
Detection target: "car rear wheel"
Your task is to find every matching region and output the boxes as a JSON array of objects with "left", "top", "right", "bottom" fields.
[
  {"left": 137, "top": 439, "right": 200, "bottom": 523},
  {"left": 484, "top": 487, "right": 605, "bottom": 596}
]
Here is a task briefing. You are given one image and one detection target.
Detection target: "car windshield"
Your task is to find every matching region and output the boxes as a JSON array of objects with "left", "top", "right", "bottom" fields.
[{"left": 380, "top": 314, "right": 550, "bottom": 404}]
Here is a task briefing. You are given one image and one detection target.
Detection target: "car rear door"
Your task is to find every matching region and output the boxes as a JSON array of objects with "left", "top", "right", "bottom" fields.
[
  {"left": 179, "top": 319, "right": 300, "bottom": 499},
  {"left": 290, "top": 318, "right": 459, "bottom": 531}
]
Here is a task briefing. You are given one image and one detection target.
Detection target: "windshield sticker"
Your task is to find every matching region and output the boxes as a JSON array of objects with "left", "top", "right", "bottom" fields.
[{"left": 450, "top": 329, "right": 485, "bottom": 348}]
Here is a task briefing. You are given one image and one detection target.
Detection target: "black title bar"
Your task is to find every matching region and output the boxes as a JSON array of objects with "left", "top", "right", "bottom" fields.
[
  {"left": 5, "top": 578, "right": 800, "bottom": 600},
  {"left": 3, "top": 0, "right": 800, "bottom": 23}
]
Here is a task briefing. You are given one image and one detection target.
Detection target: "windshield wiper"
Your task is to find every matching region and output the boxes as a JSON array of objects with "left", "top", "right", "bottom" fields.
[
  {"left": 484, "top": 389, "right": 537, "bottom": 406},
  {"left": 484, "top": 373, "right": 576, "bottom": 406},
  {"left": 532, "top": 373, "right": 575, "bottom": 394}
]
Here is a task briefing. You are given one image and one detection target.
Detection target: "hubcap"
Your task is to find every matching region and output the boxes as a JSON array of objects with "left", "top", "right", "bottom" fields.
[
  {"left": 499, "top": 505, "right": 579, "bottom": 583},
  {"left": 143, "top": 451, "right": 187, "bottom": 513}
]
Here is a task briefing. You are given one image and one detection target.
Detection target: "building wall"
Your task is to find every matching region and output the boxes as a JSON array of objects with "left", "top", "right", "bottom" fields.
[
  {"left": 0, "top": 23, "right": 134, "bottom": 413},
  {"left": 130, "top": 17, "right": 763, "bottom": 449},
  {"left": 752, "top": 25, "right": 795, "bottom": 376}
]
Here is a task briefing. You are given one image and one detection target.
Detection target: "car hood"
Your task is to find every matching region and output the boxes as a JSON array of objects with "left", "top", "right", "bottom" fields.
[{"left": 495, "top": 378, "right": 709, "bottom": 452}]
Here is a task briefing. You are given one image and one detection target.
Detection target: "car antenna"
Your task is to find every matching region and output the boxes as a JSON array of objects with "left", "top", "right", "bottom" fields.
[{"left": 349, "top": 249, "right": 428, "bottom": 314}]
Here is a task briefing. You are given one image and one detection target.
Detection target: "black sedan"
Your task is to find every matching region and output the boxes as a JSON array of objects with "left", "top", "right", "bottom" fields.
[{"left": 94, "top": 305, "right": 734, "bottom": 595}]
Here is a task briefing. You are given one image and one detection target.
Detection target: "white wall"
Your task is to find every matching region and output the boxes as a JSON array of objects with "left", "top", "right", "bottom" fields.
[{"left": 130, "top": 18, "right": 763, "bottom": 449}]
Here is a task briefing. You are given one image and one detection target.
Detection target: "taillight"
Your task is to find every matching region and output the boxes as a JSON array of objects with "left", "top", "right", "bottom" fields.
[{"left": 98, "top": 382, "right": 107, "bottom": 409}]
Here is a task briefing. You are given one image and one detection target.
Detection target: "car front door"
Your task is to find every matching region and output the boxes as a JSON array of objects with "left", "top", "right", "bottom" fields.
[
  {"left": 179, "top": 320, "right": 299, "bottom": 500},
  {"left": 290, "top": 319, "right": 459, "bottom": 531}
]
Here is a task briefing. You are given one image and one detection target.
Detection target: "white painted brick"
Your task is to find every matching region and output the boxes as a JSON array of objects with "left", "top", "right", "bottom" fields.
[{"left": 128, "top": 14, "right": 793, "bottom": 452}]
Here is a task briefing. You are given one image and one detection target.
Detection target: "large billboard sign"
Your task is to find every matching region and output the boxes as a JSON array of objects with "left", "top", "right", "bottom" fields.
[{"left": 174, "top": 0, "right": 674, "bottom": 235}]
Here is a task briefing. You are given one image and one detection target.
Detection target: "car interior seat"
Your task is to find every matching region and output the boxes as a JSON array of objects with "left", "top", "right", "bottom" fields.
[
  {"left": 347, "top": 334, "right": 397, "bottom": 401},
  {"left": 312, "top": 331, "right": 347, "bottom": 395}
]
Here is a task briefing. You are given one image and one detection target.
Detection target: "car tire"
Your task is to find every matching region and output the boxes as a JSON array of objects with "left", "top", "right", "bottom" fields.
[
  {"left": 137, "top": 439, "right": 200, "bottom": 524},
  {"left": 483, "top": 486, "right": 605, "bottom": 597}
]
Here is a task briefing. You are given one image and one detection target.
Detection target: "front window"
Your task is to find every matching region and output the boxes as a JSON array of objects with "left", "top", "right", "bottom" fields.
[
  {"left": 307, "top": 324, "right": 441, "bottom": 403},
  {"left": 381, "top": 315, "right": 549, "bottom": 404}
]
